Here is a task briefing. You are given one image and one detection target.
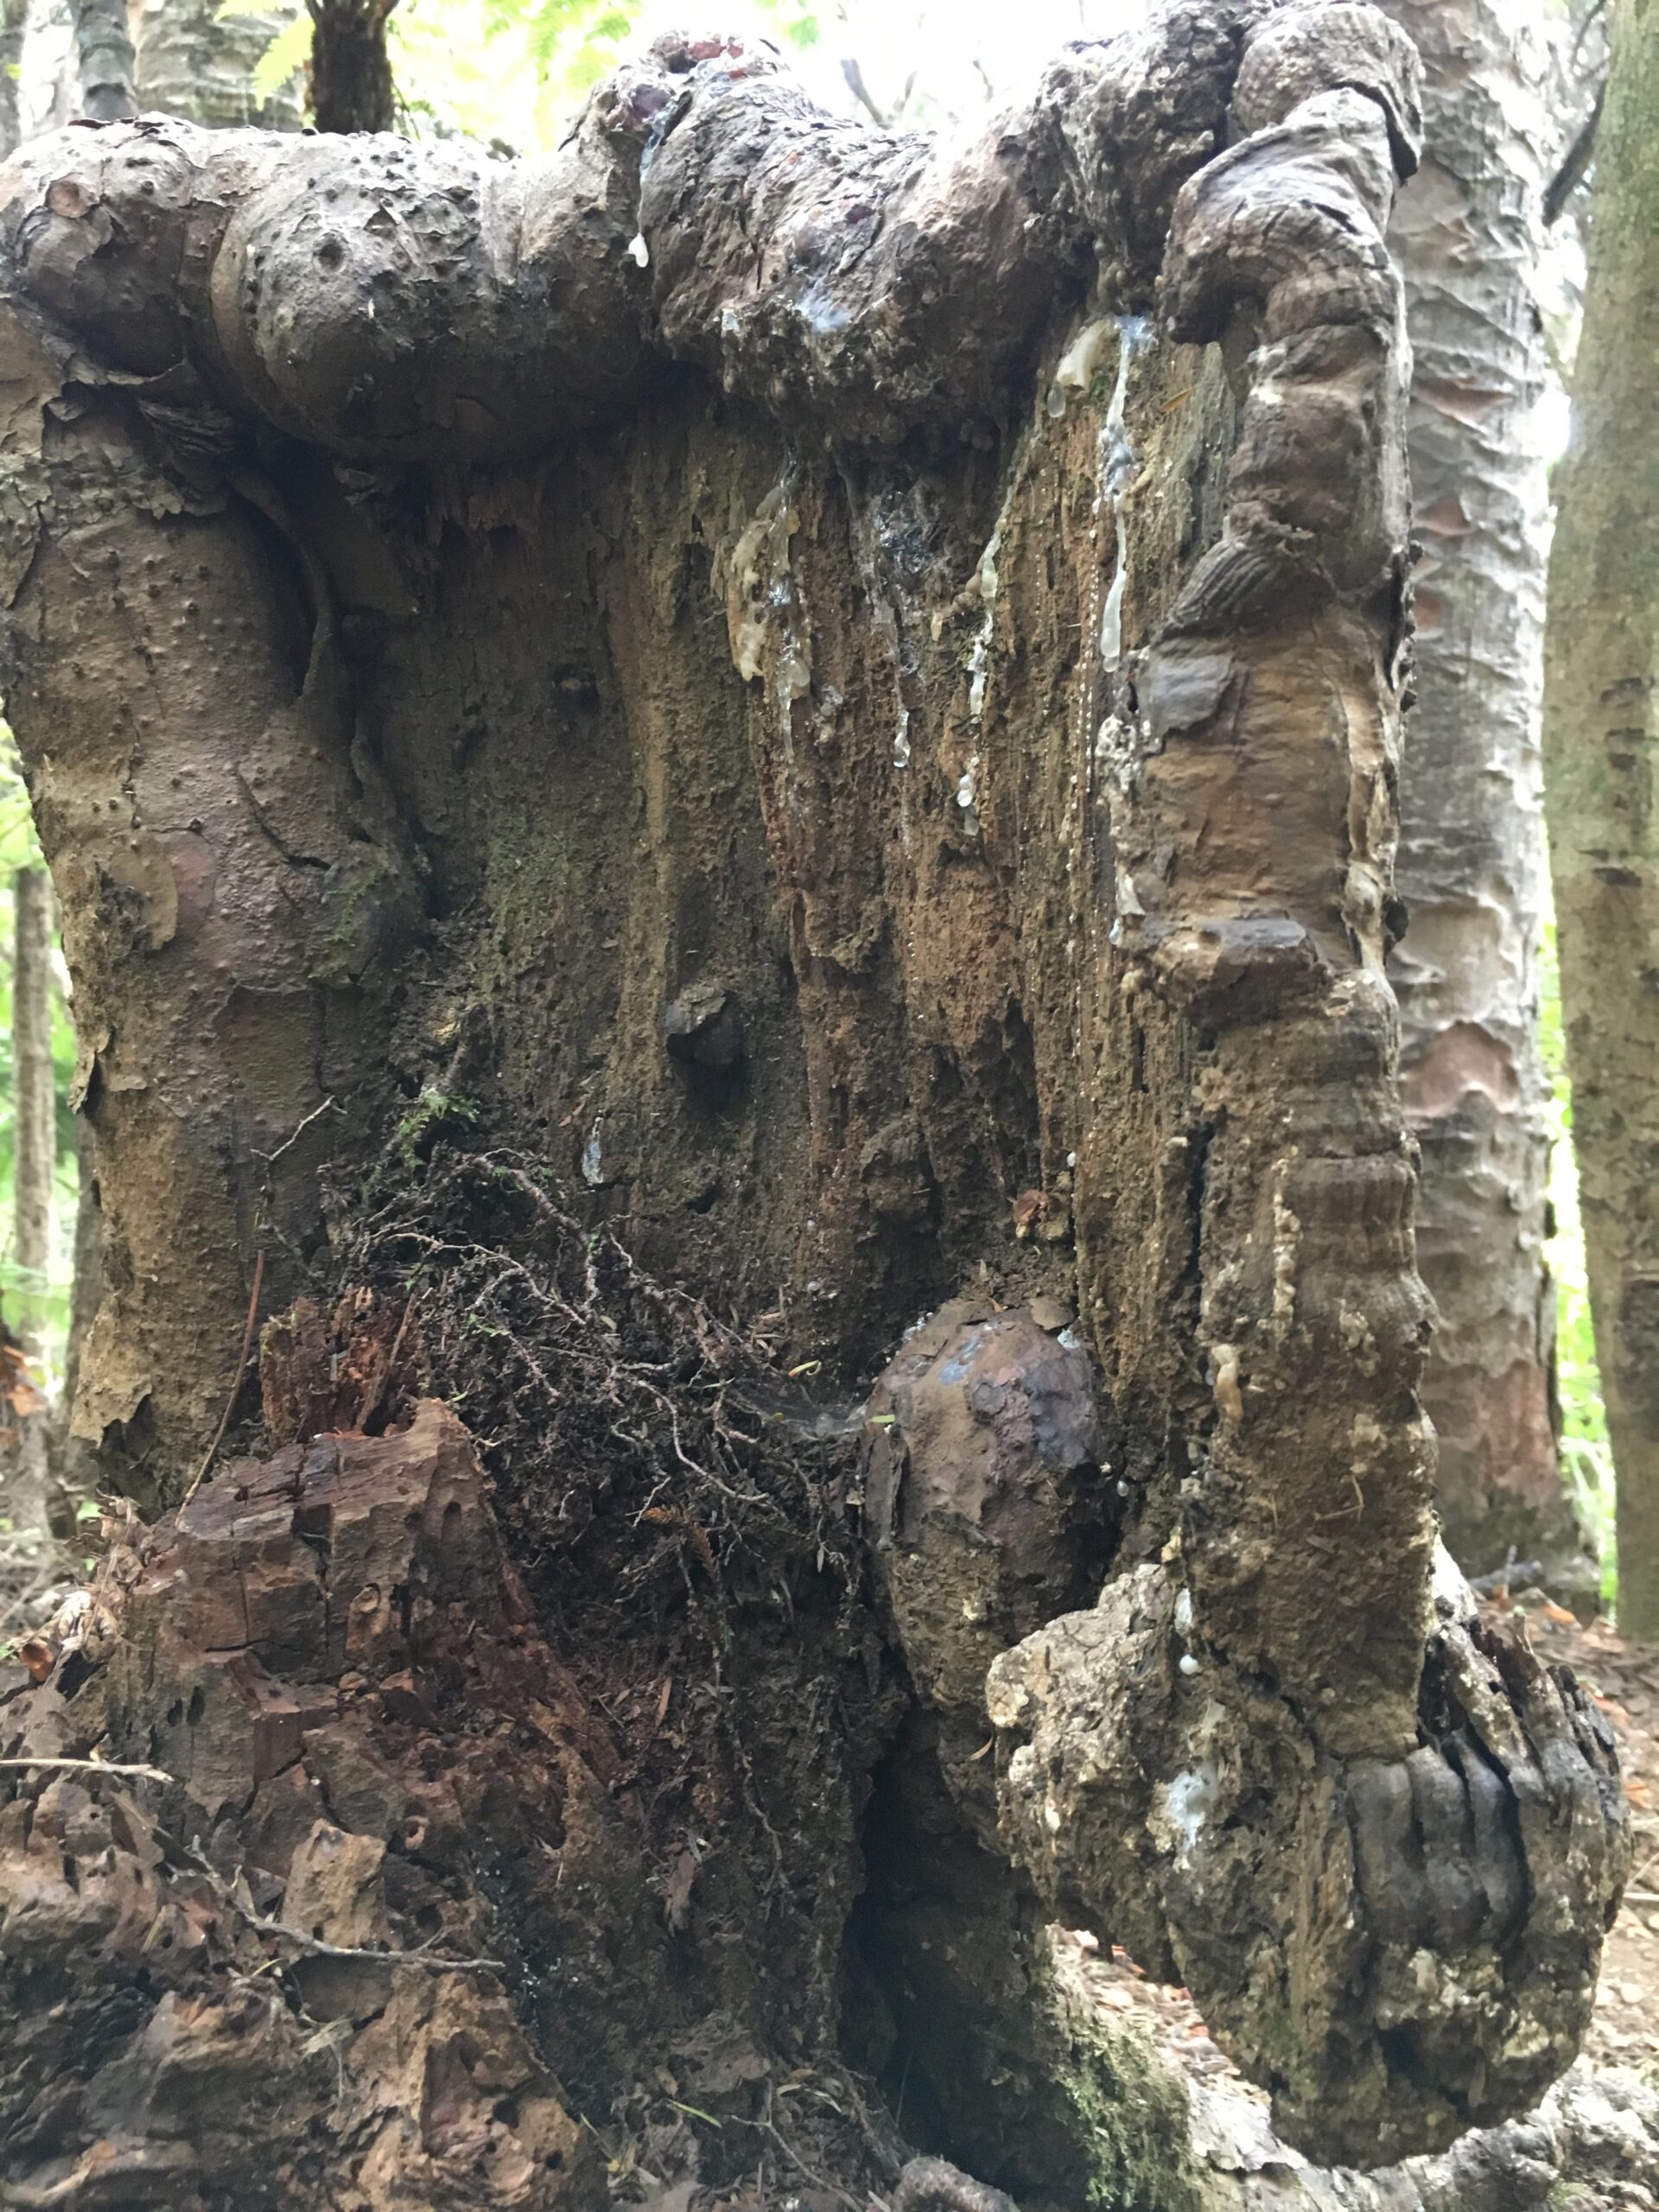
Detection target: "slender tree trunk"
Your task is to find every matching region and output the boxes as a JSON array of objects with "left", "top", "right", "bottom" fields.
[
  {"left": 47, "top": 1116, "right": 101, "bottom": 1527},
  {"left": 1543, "top": 0, "right": 1659, "bottom": 1640},
  {"left": 307, "top": 0, "right": 395, "bottom": 131},
  {"left": 70, "top": 0, "right": 136, "bottom": 118},
  {"left": 134, "top": 0, "right": 303, "bottom": 129},
  {"left": 9, "top": 865, "right": 54, "bottom": 1529},
  {"left": 0, "top": 10, "right": 1630, "bottom": 2205},
  {"left": 1380, "top": 0, "right": 1574, "bottom": 1587},
  {"left": 0, "top": 0, "right": 29, "bottom": 161}
]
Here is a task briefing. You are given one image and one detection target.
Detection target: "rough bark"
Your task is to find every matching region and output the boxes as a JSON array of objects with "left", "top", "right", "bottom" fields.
[
  {"left": 134, "top": 0, "right": 304, "bottom": 132},
  {"left": 1171, "top": 2057, "right": 1659, "bottom": 2209},
  {"left": 308, "top": 0, "right": 396, "bottom": 133},
  {"left": 7, "top": 865, "right": 54, "bottom": 1529},
  {"left": 0, "top": 6, "right": 1631, "bottom": 2204},
  {"left": 1543, "top": 0, "right": 1659, "bottom": 1642},
  {"left": 69, "top": 0, "right": 136, "bottom": 120},
  {"left": 1378, "top": 0, "right": 1575, "bottom": 1589}
]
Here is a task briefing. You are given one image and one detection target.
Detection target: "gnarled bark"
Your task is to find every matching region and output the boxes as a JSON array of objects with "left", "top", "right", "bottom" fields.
[
  {"left": 1380, "top": 0, "right": 1572, "bottom": 1588},
  {"left": 0, "top": 6, "right": 1630, "bottom": 2203}
]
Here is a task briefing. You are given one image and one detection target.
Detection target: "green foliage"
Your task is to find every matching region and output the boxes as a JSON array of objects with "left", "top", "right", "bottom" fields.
[
  {"left": 476, "top": 0, "right": 819, "bottom": 100},
  {"left": 395, "top": 1084, "right": 480, "bottom": 1171},
  {"left": 1541, "top": 923, "right": 1617, "bottom": 1608},
  {"left": 229, "top": 0, "right": 823, "bottom": 149},
  {"left": 756, "top": 0, "right": 822, "bottom": 50},
  {"left": 213, "top": 0, "right": 309, "bottom": 101},
  {"left": 252, "top": 12, "right": 312, "bottom": 100}
]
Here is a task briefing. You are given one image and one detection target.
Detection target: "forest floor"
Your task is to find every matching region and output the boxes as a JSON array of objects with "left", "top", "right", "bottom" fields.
[
  {"left": 1543, "top": 1604, "right": 1659, "bottom": 2076},
  {"left": 5, "top": 1553, "right": 1659, "bottom": 2075},
  {"left": 4, "top": 1524, "right": 1657, "bottom": 2188}
]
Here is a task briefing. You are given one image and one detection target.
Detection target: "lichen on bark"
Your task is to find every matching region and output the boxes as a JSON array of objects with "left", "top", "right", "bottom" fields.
[{"left": 0, "top": 3, "right": 1630, "bottom": 2204}]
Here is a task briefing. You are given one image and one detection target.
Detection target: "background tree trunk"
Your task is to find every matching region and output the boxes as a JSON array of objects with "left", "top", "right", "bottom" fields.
[
  {"left": 69, "top": 0, "right": 135, "bottom": 118},
  {"left": 7, "top": 864, "right": 53, "bottom": 1530},
  {"left": 1380, "top": 0, "right": 1573, "bottom": 1587},
  {"left": 307, "top": 0, "right": 396, "bottom": 131},
  {"left": 0, "top": 0, "right": 28, "bottom": 161},
  {"left": 135, "top": 0, "right": 303, "bottom": 129},
  {"left": 1543, "top": 0, "right": 1659, "bottom": 1639},
  {"left": 0, "top": 9, "right": 1630, "bottom": 2204},
  {"left": 43, "top": 1114, "right": 100, "bottom": 1516}
]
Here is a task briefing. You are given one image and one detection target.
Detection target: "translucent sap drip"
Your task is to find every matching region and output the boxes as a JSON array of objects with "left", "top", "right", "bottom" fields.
[
  {"left": 957, "top": 755, "right": 981, "bottom": 837},
  {"left": 1098, "top": 316, "right": 1151, "bottom": 671}
]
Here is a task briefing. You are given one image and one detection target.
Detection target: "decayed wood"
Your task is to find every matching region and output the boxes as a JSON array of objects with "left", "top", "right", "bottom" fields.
[{"left": 0, "top": 1401, "right": 597, "bottom": 2206}]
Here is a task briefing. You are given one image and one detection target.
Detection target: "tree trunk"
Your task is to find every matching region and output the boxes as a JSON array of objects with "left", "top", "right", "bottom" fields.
[
  {"left": 1379, "top": 0, "right": 1575, "bottom": 1588},
  {"left": 70, "top": 0, "right": 136, "bottom": 119},
  {"left": 308, "top": 0, "right": 395, "bottom": 132},
  {"left": 0, "top": 0, "right": 28, "bottom": 161},
  {"left": 135, "top": 0, "right": 303, "bottom": 130},
  {"left": 7, "top": 865, "right": 54, "bottom": 1529},
  {"left": 0, "top": 9, "right": 1630, "bottom": 2205},
  {"left": 1543, "top": 0, "right": 1659, "bottom": 1640}
]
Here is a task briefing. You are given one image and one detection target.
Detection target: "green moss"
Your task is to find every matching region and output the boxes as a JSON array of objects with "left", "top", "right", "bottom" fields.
[
  {"left": 1051, "top": 1986, "right": 1205, "bottom": 2212},
  {"left": 308, "top": 847, "right": 413, "bottom": 988},
  {"left": 395, "top": 1084, "right": 480, "bottom": 1170}
]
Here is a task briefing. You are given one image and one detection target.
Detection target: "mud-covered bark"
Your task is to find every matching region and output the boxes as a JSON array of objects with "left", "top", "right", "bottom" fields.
[
  {"left": 1543, "top": 0, "right": 1659, "bottom": 1643},
  {"left": 0, "top": 397, "right": 420, "bottom": 1501},
  {"left": 1379, "top": 0, "right": 1572, "bottom": 1586},
  {"left": 0, "top": 5, "right": 1631, "bottom": 2203}
]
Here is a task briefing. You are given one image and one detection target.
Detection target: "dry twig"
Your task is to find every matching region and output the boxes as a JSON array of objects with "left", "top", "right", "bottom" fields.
[
  {"left": 184, "top": 1249, "right": 266, "bottom": 1503},
  {"left": 0, "top": 1755, "right": 174, "bottom": 1783}
]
